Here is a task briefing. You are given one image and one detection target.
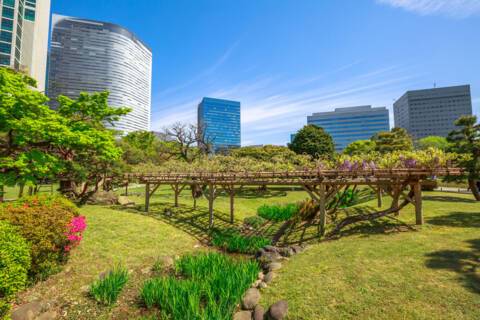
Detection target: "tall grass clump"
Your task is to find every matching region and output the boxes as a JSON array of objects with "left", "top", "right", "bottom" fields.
[
  {"left": 211, "top": 229, "right": 271, "bottom": 254},
  {"left": 140, "top": 252, "right": 260, "bottom": 320},
  {"left": 89, "top": 266, "right": 129, "bottom": 305},
  {"left": 257, "top": 203, "right": 300, "bottom": 221}
]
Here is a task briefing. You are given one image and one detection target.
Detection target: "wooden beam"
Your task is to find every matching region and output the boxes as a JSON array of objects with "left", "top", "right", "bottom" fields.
[
  {"left": 229, "top": 187, "right": 235, "bottom": 224},
  {"left": 377, "top": 187, "right": 382, "bottom": 208},
  {"left": 125, "top": 182, "right": 128, "bottom": 196},
  {"left": 318, "top": 184, "right": 326, "bottom": 237},
  {"left": 414, "top": 182, "right": 423, "bottom": 225}
]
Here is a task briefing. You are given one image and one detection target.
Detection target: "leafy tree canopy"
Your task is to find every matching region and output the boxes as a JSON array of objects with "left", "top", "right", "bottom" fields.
[
  {"left": 343, "top": 140, "right": 376, "bottom": 156},
  {"left": 288, "top": 125, "right": 335, "bottom": 159},
  {"left": 372, "top": 127, "right": 413, "bottom": 154},
  {"left": 416, "top": 136, "right": 450, "bottom": 151},
  {"left": 447, "top": 115, "right": 480, "bottom": 200}
]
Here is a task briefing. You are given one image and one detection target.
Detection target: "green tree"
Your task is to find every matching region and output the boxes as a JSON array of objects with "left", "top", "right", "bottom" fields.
[
  {"left": 416, "top": 136, "right": 450, "bottom": 151},
  {"left": 288, "top": 125, "right": 335, "bottom": 158},
  {"left": 0, "top": 68, "right": 131, "bottom": 203},
  {"left": 447, "top": 115, "right": 480, "bottom": 201},
  {"left": 343, "top": 140, "right": 376, "bottom": 155},
  {"left": 372, "top": 127, "right": 413, "bottom": 153}
]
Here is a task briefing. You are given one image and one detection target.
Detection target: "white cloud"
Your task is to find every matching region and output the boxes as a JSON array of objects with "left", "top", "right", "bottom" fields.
[{"left": 377, "top": 0, "right": 480, "bottom": 17}]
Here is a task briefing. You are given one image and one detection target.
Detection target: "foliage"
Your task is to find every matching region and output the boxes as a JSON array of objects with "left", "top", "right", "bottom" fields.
[
  {"left": 447, "top": 115, "right": 480, "bottom": 200},
  {"left": 140, "top": 252, "right": 260, "bottom": 320},
  {"left": 211, "top": 228, "right": 271, "bottom": 254},
  {"left": 288, "top": 124, "right": 335, "bottom": 159},
  {"left": 0, "top": 195, "right": 78, "bottom": 281},
  {"left": 89, "top": 266, "right": 129, "bottom": 305},
  {"left": 231, "top": 145, "right": 311, "bottom": 165},
  {"left": 416, "top": 136, "right": 450, "bottom": 151},
  {"left": 243, "top": 215, "right": 267, "bottom": 229},
  {"left": 372, "top": 127, "right": 413, "bottom": 153},
  {"left": 257, "top": 203, "right": 300, "bottom": 221},
  {"left": 343, "top": 140, "right": 376, "bottom": 155},
  {"left": 119, "top": 131, "right": 176, "bottom": 165},
  {"left": 330, "top": 189, "right": 359, "bottom": 209},
  {"left": 0, "top": 68, "right": 131, "bottom": 202},
  {"left": 0, "top": 220, "right": 30, "bottom": 319}
]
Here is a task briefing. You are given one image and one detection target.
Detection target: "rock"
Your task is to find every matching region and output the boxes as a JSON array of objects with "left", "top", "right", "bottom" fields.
[
  {"left": 263, "top": 272, "right": 275, "bottom": 283},
  {"left": 291, "top": 245, "right": 303, "bottom": 254},
  {"left": 256, "top": 248, "right": 266, "bottom": 258},
  {"left": 242, "top": 288, "right": 261, "bottom": 310},
  {"left": 259, "top": 282, "right": 268, "bottom": 289},
  {"left": 233, "top": 310, "right": 252, "bottom": 320},
  {"left": 258, "top": 272, "right": 265, "bottom": 280},
  {"left": 88, "top": 191, "right": 118, "bottom": 205},
  {"left": 264, "top": 245, "right": 279, "bottom": 253},
  {"left": 11, "top": 302, "right": 43, "bottom": 320},
  {"left": 118, "top": 196, "right": 135, "bottom": 206},
  {"left": 268, "top": 300, "right": 288, "bottom": 320},
  {"left": 253, "top": 305, "right": 265, "bottom": 320},
  {"left": 157, "top": 256, "right": 174, "bottom": 269},
  {"left": 252, "top": 280, "right": 262, "bottom": 288},
  {"left": 268, "top": 262, "right": 282, "bottom": 272},
  {"left": 258, "top": 252, "right": 282, "bottom": 265},
  {"left": 36, "top": 311, "right": 58, "bottom": 320}
]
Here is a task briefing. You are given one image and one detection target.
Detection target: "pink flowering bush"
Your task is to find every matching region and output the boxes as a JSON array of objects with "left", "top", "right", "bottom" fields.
[{"left": 65, "top": 216, "right": 87, "bottom": 252}]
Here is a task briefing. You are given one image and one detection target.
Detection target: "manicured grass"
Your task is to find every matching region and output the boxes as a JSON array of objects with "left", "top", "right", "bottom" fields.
[
  {"left": 16, "top": 205, "right": 200, "bottom": 319},
  {"left": 261, "top": 192, "right": 480, "bottom": 320},
  {"left": 141, "top": 252, "right": 260, "bottom": 319}
]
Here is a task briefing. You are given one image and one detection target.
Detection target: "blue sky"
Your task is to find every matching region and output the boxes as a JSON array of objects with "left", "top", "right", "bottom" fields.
[{"left": 51, "top": 0, "right": 480, "bottom": 146}]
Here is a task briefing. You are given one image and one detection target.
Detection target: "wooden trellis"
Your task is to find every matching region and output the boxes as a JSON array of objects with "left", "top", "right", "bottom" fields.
[{"left": 125, "top": 168, "right": 461, "bottom": 230}]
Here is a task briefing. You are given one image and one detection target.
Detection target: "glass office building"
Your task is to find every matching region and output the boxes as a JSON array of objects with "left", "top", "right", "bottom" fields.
[
  {"left": 394, "top": 85, "right": 472, "bottom": 139},
  {"left": 0, "top": 0, "right": 50, "bottom": 91},
  {"left": 197, "top": 97, "right": 241, "bottom": 152},
  {"left": 307, "top": 106, "right": 390, "bottom": 152},
  {"left": 47, "top": 14, "right": 152, "bottom": 133}
]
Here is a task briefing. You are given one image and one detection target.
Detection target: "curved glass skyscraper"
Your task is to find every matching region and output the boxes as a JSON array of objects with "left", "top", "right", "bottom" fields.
[{"left": 47, "top": 14, "right": 152, "bottom": 133}]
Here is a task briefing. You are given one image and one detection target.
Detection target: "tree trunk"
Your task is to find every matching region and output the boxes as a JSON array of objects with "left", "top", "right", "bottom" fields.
[
  {"left": 468, "top": 179, "right": 480, "bottom": 201},
  {"left": 18, "top": 184, "right": 24, "bottom": 198},
  {"left": 0, "top": 185, "right": 4, "bottom": 202}
]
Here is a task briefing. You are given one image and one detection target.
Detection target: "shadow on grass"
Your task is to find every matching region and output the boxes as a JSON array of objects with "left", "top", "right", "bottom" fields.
[
  {"left": 423, "top": 195, "right": 477, "bottom": 203},
  {"left": 425, "top": 238, "right": 480, "bottom": 294},
  {"left": 428, "top": 212, "right": 480, "bottom": 228}
]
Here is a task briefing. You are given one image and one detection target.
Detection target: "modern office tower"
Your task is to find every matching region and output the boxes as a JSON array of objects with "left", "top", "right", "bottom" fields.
[
  {"left": 0, "top": 0, "right": 51, "bottom": 91},
  {"left": 47, "top": 14, "right": 152, "bottom": 133},
  {"left": 393, "top": 85, "right": 473, "bottom": 139},
  {"left": 197, "top": 97, "right": 241, "bottom": 152},
  {"left": 307, "top": 106, "right": 390, "bottom": 152}
]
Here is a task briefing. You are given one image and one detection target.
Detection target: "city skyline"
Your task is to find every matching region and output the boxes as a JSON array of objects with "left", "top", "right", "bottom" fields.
[{"left": 50, "top": 1, "right": 480, "bottom": 145}]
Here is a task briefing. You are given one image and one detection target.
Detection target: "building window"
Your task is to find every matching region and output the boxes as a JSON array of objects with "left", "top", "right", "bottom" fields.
[
  {"left": 24, "top": 8, "right": 35, "bottom": 21},
  {"left": 0, "top": 30, "right": 12, "bottom": 42},
  {"left": 2, "top": 7, "right": 15, "bottom": 19},
  {"left": 0, "top": 54, "right": 9, "bottom": 65},
  {"left": 1, "top": 18, "right": 13, "bottom": 31},
  {"left": 0, "top": 42, "right": 11, "bottom": 54},
  {"left": 3, "top": 0, "right": 15, "bottom": 8}
]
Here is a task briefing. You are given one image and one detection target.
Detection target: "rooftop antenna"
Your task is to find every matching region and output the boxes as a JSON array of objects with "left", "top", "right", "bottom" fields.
[{"left": 433, "top": 81, "right": 437, "bottom": 88}]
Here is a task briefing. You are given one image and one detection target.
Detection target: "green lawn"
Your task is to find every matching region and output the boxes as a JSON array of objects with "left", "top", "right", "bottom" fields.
[{"left": 15, "top": 188, "right": 480, "bottom": 319}]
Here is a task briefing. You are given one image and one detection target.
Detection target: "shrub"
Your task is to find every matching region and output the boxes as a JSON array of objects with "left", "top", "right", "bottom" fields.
[
  {"left": 0, "top": 195, "right": 81, "bottom": 281},
  {"left": 140, "top": 252, "right": 259, "bottom": 320},
  {"left": 89, "top": 266, "right": 129, "bottom": 305},
  {"left": 257, "top": 203, "right": 300, "bottom": 221},
  {"left": 211, "top": 229, "right": 271, "bottom": 254},
  {"left": 243, "top": 215, "right": 267, "bottom": 229},
  {"left": 0, "top": 221, "right": 31, "bottom": 319}
]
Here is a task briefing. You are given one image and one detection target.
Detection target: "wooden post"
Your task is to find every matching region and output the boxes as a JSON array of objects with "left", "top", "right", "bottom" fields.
[
  {"left": 414, "top": 182, "right": 423, "bottom": 225},
  {"left": 208, "top": 184, "right": 214, "bottom": 228},
  {"left": 125, "top": 182, "right": 128, "bottom": 196},
  {"left": 229, "top": 187, "right": 235, "bottom": 224},
  {"left": 377, "top": 186, "right": 382, "bottom": 208},
  {"left": 318, "top": 183, "right": 326, "bottom": 236},
  {"left": 145, "top": 182, "right": 150, "bottom": 212},
  {"left": 0, "top": 185, "right": 4, "bottom": 202},
  {"left": 174, "top": 184, "right": 179, "bottom": 207}
]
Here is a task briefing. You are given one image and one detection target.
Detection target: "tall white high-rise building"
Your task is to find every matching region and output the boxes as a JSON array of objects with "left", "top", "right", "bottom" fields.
[
  {"left": 47, "top": 14, "right": 152, "bottom": 133},
  {"left": 0, "top": 0, "right": 51, "bottom": 91}
]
